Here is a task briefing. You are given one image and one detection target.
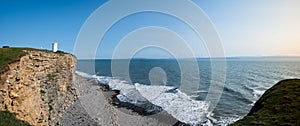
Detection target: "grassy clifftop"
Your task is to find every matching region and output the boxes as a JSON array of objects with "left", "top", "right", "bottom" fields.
[
  {"left": 0, "top": 48, "right": 25, "bottom": 73},
  {"left": 231, "top": 79, "right": 300, "bottom": 126},
  {"left": 0, "top": 48, "right": 68, "bottom": 74}
]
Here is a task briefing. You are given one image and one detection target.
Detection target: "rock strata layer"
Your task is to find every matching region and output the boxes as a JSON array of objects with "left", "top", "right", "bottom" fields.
[{"left": 0, "top": 50, "right": 77, "bottom": 126}]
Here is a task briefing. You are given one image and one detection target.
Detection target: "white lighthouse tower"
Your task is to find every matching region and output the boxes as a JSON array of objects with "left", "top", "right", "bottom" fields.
[{"left": 52, "top": 42, "right": 58, "bottom": 52}]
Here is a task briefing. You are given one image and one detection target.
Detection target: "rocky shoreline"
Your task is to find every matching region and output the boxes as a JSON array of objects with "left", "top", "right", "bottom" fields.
[{"left": 58, "top": 74, "right": 184, "bottom": 126}]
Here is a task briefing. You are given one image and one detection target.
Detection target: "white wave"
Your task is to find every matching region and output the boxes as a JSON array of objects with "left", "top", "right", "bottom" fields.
[
  {"left": 193, "top": 90, "right": 208, "bottom": 93},
  {"left": 76, "top": 71, "right": 94, "bottom": 79},
  {"left": 135, "top": 83, "right": 210, "bottom": 125},
  {"left": 252, "top": 88, "right": 265, "bottom": 99},
  {"left": 216, "top": 116, "right": 241, "bottom": 126},
  {"left": 76, "top": 71, "right": 212, "bottom": 125},
  {"left": 243, "top": 86, "right": 266, "bottom": 106}
]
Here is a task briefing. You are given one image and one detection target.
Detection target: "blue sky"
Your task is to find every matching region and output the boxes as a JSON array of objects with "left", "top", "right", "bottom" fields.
[
  {"left": 0, "top": 0, "right": 105, "bottom": 54},
  {"left": 1, "top": 0, "right": 300, "bottom": 59}
]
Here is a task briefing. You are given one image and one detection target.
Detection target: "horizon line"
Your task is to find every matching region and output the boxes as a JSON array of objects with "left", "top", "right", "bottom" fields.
[{"left": 77, "top": 56, "right": 300, "bottom": 60}]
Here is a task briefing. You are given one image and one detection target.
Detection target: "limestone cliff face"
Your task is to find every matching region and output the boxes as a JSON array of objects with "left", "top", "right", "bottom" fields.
[{"left": 0, "top": 50, "right": 77, "bottom": 126}]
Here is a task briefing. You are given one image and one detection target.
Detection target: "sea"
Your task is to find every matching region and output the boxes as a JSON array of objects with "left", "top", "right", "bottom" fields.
[{"left": 76, "top": 57, "right": 300, "bottom": 125}]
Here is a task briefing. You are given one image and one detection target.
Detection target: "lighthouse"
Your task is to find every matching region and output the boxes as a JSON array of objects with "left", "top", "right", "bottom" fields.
[{"left": 52, "top": 42, "right": 58, "bottom": 52}]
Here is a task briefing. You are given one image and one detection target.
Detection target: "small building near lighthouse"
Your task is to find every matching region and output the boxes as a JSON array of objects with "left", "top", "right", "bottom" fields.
[{"left": 52, "top": 42, "right": 58, "bottom": 52}]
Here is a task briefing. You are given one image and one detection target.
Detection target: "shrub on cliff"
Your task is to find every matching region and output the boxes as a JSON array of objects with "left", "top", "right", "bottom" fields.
[{"left": 0, "top": 110, "right": 31, "bottom": 126}]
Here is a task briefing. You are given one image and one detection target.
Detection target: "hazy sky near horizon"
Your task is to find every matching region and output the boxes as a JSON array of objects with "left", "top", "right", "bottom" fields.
[{"left": 1, "top": 0, "right": 300, "bottom": 58}]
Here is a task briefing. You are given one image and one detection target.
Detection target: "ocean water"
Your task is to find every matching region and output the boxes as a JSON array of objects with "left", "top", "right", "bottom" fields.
[{"left": 77, "top": 57, "right": 300, "bottom": 125}]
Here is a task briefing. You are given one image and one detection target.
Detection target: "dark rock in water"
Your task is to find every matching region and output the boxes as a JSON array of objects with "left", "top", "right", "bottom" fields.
[
  {"left": 111, "top": 89, "right": 120, "bottom": 95},
  {"left": 165, "top": 87, "right": 178, "bottom": 93},
  {"left": 231, "top": 79, "right": 300, "bottom": 126},
  {"left": 99, "top": 84, "right": 110, "bottom": 91},
  {"left": 110, "top": 90, "right": 163, "bottom": 116},
  {"left": 173, "top": 121, "right": 191, "bottom": 126},
  {"left": 107, "top": 88, "right": 187, "bottom": 125}
]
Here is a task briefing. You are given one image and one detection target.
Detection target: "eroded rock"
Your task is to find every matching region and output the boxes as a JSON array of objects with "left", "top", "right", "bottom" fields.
[{"left": 0, "top": 50, "right": 77, "bottom": 126}]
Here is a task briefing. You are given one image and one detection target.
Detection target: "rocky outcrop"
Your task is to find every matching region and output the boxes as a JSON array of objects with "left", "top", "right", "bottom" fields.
[
  {"left": 0, "top": 49, "right": 77, "bottom": 126},
  {"left": 231, "top": 79, "right": 300, "bottom": 126},
  {"left": 60, "top": 74, "right": 180, "bottom": 126}
]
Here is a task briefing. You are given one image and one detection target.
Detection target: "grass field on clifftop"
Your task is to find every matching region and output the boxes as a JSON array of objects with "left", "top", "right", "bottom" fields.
[
  {"left": 0, "top": 47, "right": 68, "bottom": 73},
  {"left": 231, "top": 79, "right": 300, "bottom": 126},
  {"left": 0, "top": 48, "right": 25, "bottom": 73}
]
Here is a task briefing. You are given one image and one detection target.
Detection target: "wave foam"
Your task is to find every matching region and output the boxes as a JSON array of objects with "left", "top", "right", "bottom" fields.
[
  {"left": 253, "top": 89, "right": 265, "bottom": 98},
  {"left": 76, "top": 71, "right": 211, "bottom": 125}
]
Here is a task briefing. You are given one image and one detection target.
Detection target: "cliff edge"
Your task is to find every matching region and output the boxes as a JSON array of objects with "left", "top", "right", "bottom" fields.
[
  {"left": 0, "top": 48, "right": 77, "bottom": 125},
  {"left": 231, "top": 79, "right": 300, "bottom": 126}
]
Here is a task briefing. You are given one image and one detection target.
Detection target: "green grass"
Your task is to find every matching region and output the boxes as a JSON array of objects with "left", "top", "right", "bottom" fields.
[
  {"left": 0, "top": 48, "right": 25, "bottom": 73},
  {"left": 231, "top": 79, "right": 300, "bottom": 126},
  {"left": 0, "top": 110, "right": 31, "bottom": 126},
  {"left": 0, "top": 47, "right": 69, "bottom": 73}
]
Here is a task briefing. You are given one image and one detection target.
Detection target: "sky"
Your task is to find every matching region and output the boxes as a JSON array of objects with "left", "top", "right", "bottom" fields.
[{"left": 1, "top": 0, "right": 300, "bottom": 59}]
